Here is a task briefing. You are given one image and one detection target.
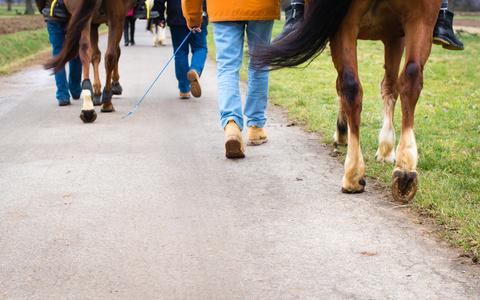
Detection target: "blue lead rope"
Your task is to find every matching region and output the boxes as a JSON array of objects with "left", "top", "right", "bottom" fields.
[{"left": 122, "top": 28, "right": 195, "bottom": 119}]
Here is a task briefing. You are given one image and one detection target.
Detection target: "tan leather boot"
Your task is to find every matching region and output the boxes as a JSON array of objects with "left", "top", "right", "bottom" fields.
[
  {"left": 187, "top": 69, "right": 202, "bottom": 98},
  {"left": 247, "top": 125, "right": 268, "bottom": 146},
  {"left": 225, "top": 120, "right": 245, "bottom": 158}
]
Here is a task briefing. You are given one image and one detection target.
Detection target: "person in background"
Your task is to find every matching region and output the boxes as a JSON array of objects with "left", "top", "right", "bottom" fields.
[
  {"left": 156, "top": 0, "right": 208, "bottom": 100},
  {"left": 124, "top": 9, "right": 137, "bottom": 46},
  {"left": 273, "top": 0, "right": 464, "bottom": 50},
  {"left": 182, "top": 0, "right": 280, "bottom": 158},
  {"left": 36, "top": 0, "right": 82, "bottom": 106}
]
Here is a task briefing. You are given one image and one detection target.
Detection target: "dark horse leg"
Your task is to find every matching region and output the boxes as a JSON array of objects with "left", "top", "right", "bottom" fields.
[
  {"left": 90, "top": 23, "right": 103, "bottom": 106},
  {"left": 100, "top": 11, "right": 124, "bottom": 113}
]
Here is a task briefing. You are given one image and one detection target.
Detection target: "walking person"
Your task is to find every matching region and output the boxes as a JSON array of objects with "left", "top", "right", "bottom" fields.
[
  {"left": 182, "top": 0, "right": 280, "bottom": 158},
  {"left": 124, "top": 9, "right": 137, "bottom": 46},
  {"left": 36, "top": 0, "right": 82, "bottom": 106},
  {"left": 156, "top": 0, "right": 208, "bottom": 99}
]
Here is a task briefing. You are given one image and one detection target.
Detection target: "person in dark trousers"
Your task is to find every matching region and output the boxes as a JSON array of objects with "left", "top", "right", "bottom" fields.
[
  {"left": 124, "top": 9, "right": 137, "bottom": 46},
  {"left": 273, "top": 0, "right": 464, "bottom": 50},
  {"left": 156, "top": 0, "right": 208, "bottom": 99},
  {"left": 36, "top": 0, "right": 82, "bottom": 106}
]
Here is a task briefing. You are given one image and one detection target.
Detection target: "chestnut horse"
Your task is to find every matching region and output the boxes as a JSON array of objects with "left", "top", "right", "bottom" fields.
[
  {"left": 253, "top": 0, "right": 443, "bottom": 202},
  {"left": 45, "top": 0, "right": 137, "bottom": 123}
]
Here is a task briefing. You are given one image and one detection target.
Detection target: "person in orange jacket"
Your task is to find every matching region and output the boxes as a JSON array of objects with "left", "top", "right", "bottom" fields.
[{"left": 182, "top": 0, "right": 281, "bottom": 158}]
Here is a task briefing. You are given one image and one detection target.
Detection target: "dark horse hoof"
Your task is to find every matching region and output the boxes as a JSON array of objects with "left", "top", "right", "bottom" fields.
[
  {"left": 392, "top": 170, "right": 418, "bottom": 203},
  {"left": 112, "top": 82, "right": 123, "bottom": 95},
  {"left": 93, "top": 94, "right": 102, "bottom": 106},
  {"left": 79, "top": 109, "right": 97, "bottom": 123}
]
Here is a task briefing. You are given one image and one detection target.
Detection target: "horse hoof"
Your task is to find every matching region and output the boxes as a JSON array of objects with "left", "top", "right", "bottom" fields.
[
  {"left": 80, "top": 109, "right": 97, "bottom": 123},
  {"left": 112, "top": 82, "right": 123, "bottom": 95},
  {"left": 392, "top": 170, "right": 418, "bottom": 203},
  {"left": 101, "top": 101, "right": 115, "bottom": 113},
  {"left": 341, "top": 178, "right": 366, "bottom": 194},
  {"left": 93, "top": 94, "right": 102, "bottom": 106}
]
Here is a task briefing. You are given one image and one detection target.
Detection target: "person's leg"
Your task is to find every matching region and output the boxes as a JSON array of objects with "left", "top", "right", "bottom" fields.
[
  {"left": 212, "top": 21, "right": 246, "bottom": 131},
  {"left": 170, "top": 25, "right": 191, "bottom": 95},
  {"left": 244, "top": 20, "right": 274, "bottom": 129},
  {"left": 187, "top": 24, "right": 208, "bottom": 98},
  {"left": 68, "top": 55, "right": 82, "bottom": 100},
  {"left": 130, "top": 17, "right": 136, "bottom": 45},
  {"left": 433, "top": 0, "right": 464, "bottom": 50},
  {"left": 189, "top": 25, "right": 208, "bottom": 76},
  {"left": 47, "top": 21, "right": 70, "bottom": 105},
  {"left": 124, "top": 18, "right": 130, "bottom": 45},
  {"left": 272, "top": 0, "right": 305, "bottom": 44}
]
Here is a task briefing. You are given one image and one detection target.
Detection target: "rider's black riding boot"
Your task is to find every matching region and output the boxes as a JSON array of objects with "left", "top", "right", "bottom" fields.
[
  {"left": 271, "top": 3, "right": 304, "bottom": 45},
  {"left": 132, "top": 0, "right": 160, "bottom": 19},
  {"left": 433, "top": 10, "right": 464, "bottom": 51},
  {"left": 42, "top": 0, "right": 70, "bottom": 19}
]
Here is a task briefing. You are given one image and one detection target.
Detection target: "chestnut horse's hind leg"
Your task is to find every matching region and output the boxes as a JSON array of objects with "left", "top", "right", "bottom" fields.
[
  {"left": 100, "top": 19, "right": 123, "bottom": 113},
  {"left": 392, "top": 11, "right": 437, "bottom": 202},
  {"left": 333, "top": 104, "right": 348, "bottom": 147},
  {"left": 78, "top": 27, "right": 97, "bottom": 123},
  {"left": 111, "top": 47, "right": 123, "bottom": 96},
  {"left": 375, "top": 38, "right": 405, "bottom": 164},
  {"left": 90, "top": 24, "right": 103, "bottom": 106},
  {"left": 330, "top": 35, "right": 366, "bottom": 194}
]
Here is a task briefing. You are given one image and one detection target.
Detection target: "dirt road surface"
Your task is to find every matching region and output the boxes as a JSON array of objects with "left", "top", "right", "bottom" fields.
[{"left": 0, "top": 21, "right": 479, "bottom": 299}]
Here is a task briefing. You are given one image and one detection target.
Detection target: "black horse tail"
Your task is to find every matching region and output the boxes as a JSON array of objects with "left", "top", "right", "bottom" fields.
[
  {"left": 44, "top": 0, "right": 98, "bottom": 73},
  {"left": 252, "top": 0, "right": 353, "bottom": 70}
]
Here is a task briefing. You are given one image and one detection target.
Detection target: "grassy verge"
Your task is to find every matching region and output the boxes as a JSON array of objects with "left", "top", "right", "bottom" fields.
[
  {"left": 0, "top": 28, "right": 51, "bottom": 75},
  {"left": 206, "top": 21, "right": 480, "bottom": 262},
  {"left": 0, "top": 23, "right": 108, "bottom": 76}
]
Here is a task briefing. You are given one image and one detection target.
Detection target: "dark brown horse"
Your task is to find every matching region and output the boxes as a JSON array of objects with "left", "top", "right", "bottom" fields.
[
  {"left": 253, "top": 0, "right": 443, "bottom": 202},
  {"left": 45, "top": 0, "right": 137, "bottom": 123}
]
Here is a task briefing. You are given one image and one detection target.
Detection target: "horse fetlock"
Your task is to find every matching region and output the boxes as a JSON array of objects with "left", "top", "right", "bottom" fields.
[
  {"left": 333, "top": 132, "right": 348, "bottom": 147},
  {"left": 101, "top": 101, "right": 115, "bottom": 113},
  {"left": 93, "top": 94, "right": 102, "bottom": 106},
  {"left": 392, "top": 170, "right": 418, "bottom": 203},
  {"left": 341, "top": 175, "right": 366, "bottom": 194},
  {"left": 375, "top": 148, "right": 396, "bottom": 164}
]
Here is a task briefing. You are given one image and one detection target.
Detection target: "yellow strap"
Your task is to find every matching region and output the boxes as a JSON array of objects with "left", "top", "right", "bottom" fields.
[
  {"left": 144, "top": 1, "right": 149, "bottom": 19},
  {"left": 50, "top": 0, "right": 58, "bottom": 17}
]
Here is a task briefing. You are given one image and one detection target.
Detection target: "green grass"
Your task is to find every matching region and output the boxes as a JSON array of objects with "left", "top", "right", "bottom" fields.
[
  {"left": 0, "top": 28, "right": 51, "bottom": 75},
  {"left": 0, "top": 4, "right": 42, "bottom": 18},
  {"left": 207, "top": 21, "right": 480, "bottom": 262}
]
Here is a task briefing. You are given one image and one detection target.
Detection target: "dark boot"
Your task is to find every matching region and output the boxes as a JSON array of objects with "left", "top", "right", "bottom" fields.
[
  {"left": 271, "top": 3, "right": 304, "bottom": 45},
  {"left": 132, "top": 0, "right": 159, "bottom": 19},
  {"left": 433, "top": 10, "right": 464, "bottom": 51},
  {"left": 42, "top": 0, "right": 70, "bottom": 19}
]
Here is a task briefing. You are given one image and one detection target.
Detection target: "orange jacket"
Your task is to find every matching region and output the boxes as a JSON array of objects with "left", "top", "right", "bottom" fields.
[{"left": 182, "top": 0, "right": 280, "bottom": 28}]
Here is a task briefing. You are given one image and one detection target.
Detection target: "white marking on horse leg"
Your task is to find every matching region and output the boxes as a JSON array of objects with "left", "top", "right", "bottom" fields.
[
  {"left": 376, "top": 93, "right": 396, "bottom": 163},
  {"left": 395, "top": 128, "right": 417, "bottom": 172},
  {"left": 82, "top": 89, "right": 94, "bottom": 111},
  {"left": 342, "top": 133, "right": 365, "bottom": 192}
]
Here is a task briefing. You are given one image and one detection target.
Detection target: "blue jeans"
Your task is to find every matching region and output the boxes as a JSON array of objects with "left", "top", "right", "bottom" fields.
[
  {"left": 170, "top": 25, "right": 208, "bottom": 93},
  {"left": 47, "top": 21, "right": 82, "bottom": 103},
  {"left": 212, "top": 21, "right": 273, "bottom": 131}
]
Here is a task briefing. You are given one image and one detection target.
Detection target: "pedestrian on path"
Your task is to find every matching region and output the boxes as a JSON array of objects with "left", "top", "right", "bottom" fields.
[
  {"left": 182, "top": 0, "right": 280, "bottom": 158},
  {"left": 124, "top": 9, "right": 137, "bottom": 46},
  {"left": 36, "top": 0, "right": 82, "bottom": 106},
  {"left": 156, "top": 0, "right": 208, "bottom": 99}
]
